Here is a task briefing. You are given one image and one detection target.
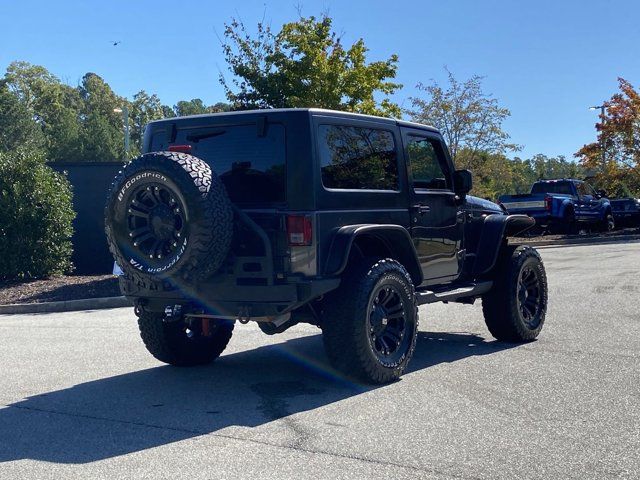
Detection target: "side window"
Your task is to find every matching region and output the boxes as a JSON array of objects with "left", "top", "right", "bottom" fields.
[
  {"left": 318, "top": 124, "right": 399, "bottom": 190},
  {"left": 407, "top": 137, "right": 449, "bottom": 190},
  {"left": 576, "top": 182, "right": 591, "bottom": 197}
]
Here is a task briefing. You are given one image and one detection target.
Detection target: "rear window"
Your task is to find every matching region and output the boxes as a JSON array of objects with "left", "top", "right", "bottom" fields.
[
  {"left": 171, "top": 124, "right": 286, "bottom": 204},
  {"left": 531, "top": 181, "right": 574, "bottom": 195},
  {"left": 318, "top": 124, "right": 399, "bottom": 190}
]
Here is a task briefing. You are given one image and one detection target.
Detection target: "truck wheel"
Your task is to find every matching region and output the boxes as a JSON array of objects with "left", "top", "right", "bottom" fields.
[
  {"left": 600, "top": 211, "right": 615, "bottom": 232},
  {"left": 137, "top": 310, "right": 234, "bottom": 366},
  {"left": 482, "top": 245, "right": 548, "bottom": 342},
  {"left": 321, "top": 258, "right": 418, "bottom": 384},
  {"left": 105, "top": 151, "right": 233, "bottom": 286},
  {"left": 562, "top": 208, "right": 577, "bottom": 234}
]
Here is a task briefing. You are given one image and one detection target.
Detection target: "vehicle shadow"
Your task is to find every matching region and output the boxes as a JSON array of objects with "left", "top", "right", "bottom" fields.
[{"left": 0, "top": 330, "right": 515, "bottom": 464}]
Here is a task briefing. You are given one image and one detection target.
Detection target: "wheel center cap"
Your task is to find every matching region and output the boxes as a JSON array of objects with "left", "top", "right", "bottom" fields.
[{"left": 150, "top": 205, "right": 174, "bottom": 240}]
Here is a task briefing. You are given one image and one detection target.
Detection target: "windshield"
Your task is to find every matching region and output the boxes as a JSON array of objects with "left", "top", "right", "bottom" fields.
[{"left": 531, "top": 181, "right": 574, "bottom": 195}]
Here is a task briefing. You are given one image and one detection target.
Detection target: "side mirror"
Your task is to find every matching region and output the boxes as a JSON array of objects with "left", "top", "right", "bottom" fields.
[
  {"left": 453, "top": 169, "right": 473, "bottom": 196},
  {"left": 596, "top": 189, "right": 607, "bottom": 198}
]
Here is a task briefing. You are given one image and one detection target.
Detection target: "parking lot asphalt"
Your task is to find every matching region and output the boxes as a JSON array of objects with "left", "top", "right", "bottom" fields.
[{"left": 1, "top": 242, "right": 639, "bottom": 479}]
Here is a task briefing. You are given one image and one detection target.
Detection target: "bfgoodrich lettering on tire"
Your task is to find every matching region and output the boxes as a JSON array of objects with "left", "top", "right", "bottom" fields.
[{"left": 105, "top": 151, "right": 233, "bottom": 286}]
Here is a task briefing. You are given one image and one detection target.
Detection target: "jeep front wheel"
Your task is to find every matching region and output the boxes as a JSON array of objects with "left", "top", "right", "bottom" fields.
[
  {"left": 321, "top": 258, "right": 418, "bottom": 384},
  {"left": 482, "top": 245, "right": 548, "bottom": 342}
]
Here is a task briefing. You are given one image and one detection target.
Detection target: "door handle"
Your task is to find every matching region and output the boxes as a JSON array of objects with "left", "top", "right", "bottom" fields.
[{"left": 412, "top": 205, "right": 431, "bottom": 214}]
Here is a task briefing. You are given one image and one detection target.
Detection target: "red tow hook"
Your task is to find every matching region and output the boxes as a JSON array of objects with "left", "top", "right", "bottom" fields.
[{"left": 202, "top": 318, "right": 211, "bottom": 337}]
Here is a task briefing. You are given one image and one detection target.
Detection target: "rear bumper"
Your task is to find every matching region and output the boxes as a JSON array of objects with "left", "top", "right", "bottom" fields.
[{"left": 120, "top": 275, "right": 340, "bottom": 318}]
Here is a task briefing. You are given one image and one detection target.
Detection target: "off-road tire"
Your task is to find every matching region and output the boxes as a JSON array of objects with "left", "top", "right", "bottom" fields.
[
  {"left": 137, "top": 310, "right": 234, "bottom": 366},
  {"left": 105, "top": 151, "right": 233, "bottom": 287},
  {"left": 482, "top": 245, "right": 548, "bottom": 342},
  {"left": 321, "top": 258, "right": 418, "bottom": 384}
]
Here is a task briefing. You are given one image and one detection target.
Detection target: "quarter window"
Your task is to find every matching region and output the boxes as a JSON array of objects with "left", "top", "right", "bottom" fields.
[{"left": 318, "top": 125, "right": 399, "bottom": 190}]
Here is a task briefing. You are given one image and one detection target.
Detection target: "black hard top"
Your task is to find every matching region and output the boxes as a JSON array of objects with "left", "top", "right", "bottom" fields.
[{"left": 147, "top": 108, "right": 440, "bottom": 134}]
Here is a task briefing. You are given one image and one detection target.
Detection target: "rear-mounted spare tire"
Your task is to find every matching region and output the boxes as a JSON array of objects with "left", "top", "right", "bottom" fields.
[{"left": 105, "top": 151, "right": 233, "bottom": 285}]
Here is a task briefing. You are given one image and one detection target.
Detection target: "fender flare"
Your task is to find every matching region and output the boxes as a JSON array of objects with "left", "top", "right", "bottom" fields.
[
  {"left": 323, "top": 224, "right": 423, "bottom": 285},
  {"left": 472, "top": 214, "right": 535, "bottom": 276},
  {"left": 558, "top": 200, "right": 574, "bottom": 219}
]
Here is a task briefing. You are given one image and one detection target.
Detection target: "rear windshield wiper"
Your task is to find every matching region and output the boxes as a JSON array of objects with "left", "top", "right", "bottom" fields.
[{"left": 186, "top": 130, "right": 226, "bottom": 142}]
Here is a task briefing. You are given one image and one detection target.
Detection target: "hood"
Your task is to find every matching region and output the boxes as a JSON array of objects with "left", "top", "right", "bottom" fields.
[{"left": 465, "top": 195, "right": 504, "bottom": 215}]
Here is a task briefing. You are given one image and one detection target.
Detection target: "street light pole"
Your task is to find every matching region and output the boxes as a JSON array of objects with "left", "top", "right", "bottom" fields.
[
  {"left": 114, "top": 106, "right": 130, "bottom": 161},
  {"left": 589, "top": 104, "right": 606, "bottom": 169}
]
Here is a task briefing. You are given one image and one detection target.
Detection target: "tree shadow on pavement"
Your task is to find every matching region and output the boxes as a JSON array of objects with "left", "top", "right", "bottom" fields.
[{"left": 0, "top": 330, "right": 515, "bottom": 464}]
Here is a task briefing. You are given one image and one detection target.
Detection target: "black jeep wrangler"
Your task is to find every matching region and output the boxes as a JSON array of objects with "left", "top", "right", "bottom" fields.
[{"left": 105, "top": 108, "right": 548, "bottom": 384}]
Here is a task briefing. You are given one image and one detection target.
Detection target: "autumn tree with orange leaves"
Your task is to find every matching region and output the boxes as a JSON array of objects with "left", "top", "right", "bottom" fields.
[{"left": 575, "top": 78, "right": 640, "bottom": 197}]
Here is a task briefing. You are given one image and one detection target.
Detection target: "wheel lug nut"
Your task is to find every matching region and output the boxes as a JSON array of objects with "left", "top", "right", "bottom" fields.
[
  {"left": 155, "top": 187, "right": 159, "bottom": 191},
  {"left": 128, "top": 208, "right": 132, "bottom": 213},
  {"left": 157, "top": 255, "right": 162, "bottom": 259},
  {"left": 129, "top": 233, "right": 133, "bottom": 237},
  {"left": 173, "top": 242, "right": 177, "bottom": 247},
  {"left": 176, "top": 233, "right": 181, "bottom": 237},
  {"left": 149, "top": 255, "right": 153, "bottom": 258},
  {"left": 133, "top": 242, "right": 138, "bottom": 247}
]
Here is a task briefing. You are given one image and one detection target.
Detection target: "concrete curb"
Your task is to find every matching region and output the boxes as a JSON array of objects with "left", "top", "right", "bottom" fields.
[
  {"left": 513, "top": 234, "right": 640, "bottom": 248},
  {"left": 0, "top": 296, "right": 133, "bottom": 315}
]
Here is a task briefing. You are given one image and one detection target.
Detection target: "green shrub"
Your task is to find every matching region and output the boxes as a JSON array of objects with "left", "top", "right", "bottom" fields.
[{"left": 0, "top": 148, "right": 75, "bottom": 280}]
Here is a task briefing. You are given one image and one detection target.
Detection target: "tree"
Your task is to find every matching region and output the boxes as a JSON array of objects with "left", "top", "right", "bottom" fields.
[
  {"left": 220, "top": 14, "right": 401, "bottom": 117},
  {"left": 129, "top": 90, "right": 167, "bottom": 155},
  {"left": 4, "top": 61, "right": 83, "bottom": 161},
  {"left": 78, "top": 73, "right": 125, "bottom": 161},
  {"left": 0, "top": 80, "right": 45, "bottom": 153},
  {"left": 575, "top": 78, "right": 640, "bottom": 197},
  {"left": 408, "top": 68, "right": 519, "bottom": 166},
  {"left": 174, "top": 98, "right": 209, "bottom": 116}
]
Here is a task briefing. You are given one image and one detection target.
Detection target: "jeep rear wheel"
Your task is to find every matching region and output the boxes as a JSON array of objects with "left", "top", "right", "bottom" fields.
[
  {"left": 137, "top": 310, "right": 234, "bottom": 366},
  {"left": 105, "top": 151, "right": 233, "bottom": 286},
  {"left": 321, "top": 258, "right": 418, "bottom": 384},
  {"left": 482, "top": 245, "right": 548, "bottom": 342}
]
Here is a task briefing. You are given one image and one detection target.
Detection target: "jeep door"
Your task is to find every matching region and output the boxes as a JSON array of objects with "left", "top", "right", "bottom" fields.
[{"left": 401, "top": 129, "right": 463, "bottom": 283}]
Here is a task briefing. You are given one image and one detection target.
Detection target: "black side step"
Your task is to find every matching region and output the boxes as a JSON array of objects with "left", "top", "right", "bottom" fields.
[{"left": 415, "top": 281, "right": 493, "bottom": 305}]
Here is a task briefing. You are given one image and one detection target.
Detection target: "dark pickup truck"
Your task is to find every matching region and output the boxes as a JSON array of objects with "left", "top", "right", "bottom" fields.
[
  {"left": 105, "top": 108, "right": 548, "bottom": 384},
  {"left": 610, "top": 197, "right": 640, "bottom": 228},
  {"left": 498, "top": 179, "right": 615, "bottom": 233}
]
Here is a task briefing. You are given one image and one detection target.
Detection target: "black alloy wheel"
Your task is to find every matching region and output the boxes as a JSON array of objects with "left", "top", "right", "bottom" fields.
[
  {"left": 126, "top": 183, "right": 187, "bottom": 261},
  {"left": 368, "top": 285, "right": 411, "bottom": 367},
  {"left": 516, "top": 266, "right": 543, "bottom": 329}
]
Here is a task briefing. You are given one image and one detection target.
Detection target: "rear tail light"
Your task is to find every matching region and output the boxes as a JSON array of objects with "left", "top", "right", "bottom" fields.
[
  {"left": 287, "top": 215, "right": 313, "bottom": 246},
  {"left": 168, "top": 144, "right": 192, "bottom": 153},
  {"left": 544, "top": 196, "right": 552, "bottom": 211}
]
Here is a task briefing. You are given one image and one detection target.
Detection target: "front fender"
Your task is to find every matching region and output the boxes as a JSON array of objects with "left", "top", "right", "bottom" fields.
[
  {"left": 323, "top": 224, "right": 423, "bottom": 285},
  {"left": 472, "top": 214, "right": 535, "bottom": 276}
]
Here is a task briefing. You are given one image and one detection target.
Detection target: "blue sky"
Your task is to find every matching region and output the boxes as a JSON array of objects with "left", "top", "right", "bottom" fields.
[{"left": 2, "top": 0, "right": 639, "bottom": 160}]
